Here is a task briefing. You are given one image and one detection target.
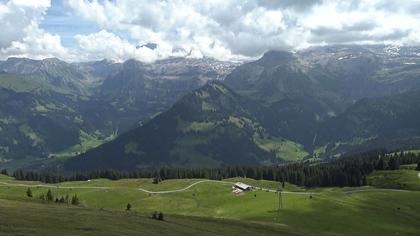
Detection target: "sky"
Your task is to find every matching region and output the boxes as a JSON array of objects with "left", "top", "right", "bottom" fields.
[{"left": 1, "top": 0, "right": 420, "bottom": 62}]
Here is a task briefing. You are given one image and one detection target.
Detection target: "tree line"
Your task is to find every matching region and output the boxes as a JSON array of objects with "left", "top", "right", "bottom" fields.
[{"left": 5, "top": 150, "right": 420, "bottom": 188}]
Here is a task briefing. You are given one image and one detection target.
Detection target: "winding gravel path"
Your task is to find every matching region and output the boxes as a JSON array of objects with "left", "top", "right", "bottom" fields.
[{"left": 136, "top": 180, "right": 232, "bottom": 194}]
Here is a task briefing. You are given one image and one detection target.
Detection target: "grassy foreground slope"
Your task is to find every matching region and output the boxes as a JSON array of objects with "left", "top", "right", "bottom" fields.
[
  {"left": 0, "top": 171, "right": 420, "bottom": 236},
  {"left": 0, "top": 199, "right": 294, "bottom": 236}
]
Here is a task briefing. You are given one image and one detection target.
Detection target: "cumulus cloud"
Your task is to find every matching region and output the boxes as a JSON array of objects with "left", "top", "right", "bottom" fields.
[
  {"left": 65, "top": 0, "right": 420, "bottom": 62},
  {"left": 0, "top": 0, "right": 71, "bottom": 60},
  {"left": 2, "top": 0, "right": 420, "bottom": 62},
  {"left": 74, "top": 30, "right": 174, "bottom": 62},
  {"left": 0, "top": 0, "right": 48, "bottom": 48},
  {"left": 301, "top": 1, "right": 419, "bottom": 45},
  {"left": 65, "top": 0, "right": 296, "bottom": 61}
]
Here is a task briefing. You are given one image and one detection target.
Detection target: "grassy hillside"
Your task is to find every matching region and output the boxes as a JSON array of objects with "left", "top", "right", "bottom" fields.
[
  {"left": 0, "top": 58, "right": 235, "bottom": 169},
  {"left": 368, "top": 169, "right": 420, "bottom": 191},
  {"left": 65, "top": 82, "right": 305, "bottom": 170},
  {"left": 0, "top": 199, "right": 293, "bottom": 236},
  {"left": 1, "top": 170, "right": 420, "bottom": 235},
  {"left": 318, "top": 90, "right": 420, "bottom": 155},
  {"left": 4, "top": 46, "right": 420, "bottom": 170},
  {"left": 0, "top": 74, "right": 67, "bottom": 93},
  {"left": 65, "top": 75, "right": 420, "bottom": 170}
]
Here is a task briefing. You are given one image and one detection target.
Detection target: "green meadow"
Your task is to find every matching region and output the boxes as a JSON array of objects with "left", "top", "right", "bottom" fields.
[
  {"left": 368, "top": 169, "right": 420, "bottom": 191},
  {"left": 0, "top": 169, "right": 419, "bottom": 236}
]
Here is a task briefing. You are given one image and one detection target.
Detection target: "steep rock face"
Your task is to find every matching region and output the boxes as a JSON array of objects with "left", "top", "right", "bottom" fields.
[
  {"left": 75, "top": 59, "right": 122, "bottom": 81},
  {"left": 227, "top": 46, "right": 420, "bottom": 106}
]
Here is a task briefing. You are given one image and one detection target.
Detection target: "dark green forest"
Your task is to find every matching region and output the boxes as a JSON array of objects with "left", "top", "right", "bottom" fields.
[{"left": 9, "top": 150, "right": 420, "bottom": 188}]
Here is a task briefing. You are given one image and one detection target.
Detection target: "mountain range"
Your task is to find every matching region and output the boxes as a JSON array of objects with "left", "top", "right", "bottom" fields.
[
  {"left": 1, "top": 45, "right": 420, "bottom": 171},
  {"left": 0, "top": 56, "right": 238, "bottom": 169},
  {"left": 66, "top": 45, "right": 420, "bottom": 170}
]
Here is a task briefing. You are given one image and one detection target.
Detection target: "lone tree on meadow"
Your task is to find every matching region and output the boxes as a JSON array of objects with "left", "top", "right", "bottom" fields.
[
  {"left": 71, "top": 194, "right": 80, "bottom": 205},
  {"left": 126, "top": 203, "right": 132, "bottom": 211},
  {"left": 46, "top": 189, "right": 53, "bottom": 201},
  {"left": 26, "top": 188, "right": 33, "bottom": 198},
  {"left": 59, "top": 196, "right": 65, "bottom": 203},
  {"left": 158, "top": 212, "right": 164, "bottom": 221},
  {"left": 153, "top": 175, "right": 161, "bottom": 184}
]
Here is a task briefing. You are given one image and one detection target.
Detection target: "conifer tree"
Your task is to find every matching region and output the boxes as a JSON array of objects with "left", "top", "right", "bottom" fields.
[
  {"left": 362, "top": 176, "right": 368, "bottom": 186},
  {"left": 71, "top": 194, "right": 80, "bottom": 205},
  {"left": 26, "top": 188, "right": 33, "bottom": 198},
  {"left": 389, "top": 158, "right": 400, "bottom": 170},
  {"left": 153, "top": 175, "right": 161, "bottom": 184},
  {"left": 158, "top": 212, "right": 164, "bottom": 221},
  {"left": 59, "top": 196, "right": 65, "bottom": 203},
  {"left": 46, "top": 189, "right": 53, "bottom": 201},
  {"left": 376, "top": 157, "right": 389, "bottom": 170}
]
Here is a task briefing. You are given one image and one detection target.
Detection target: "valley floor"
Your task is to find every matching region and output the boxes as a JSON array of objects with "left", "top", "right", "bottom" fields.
[{"left": 0, "top": 169, "right": 419, "bottom": 235}]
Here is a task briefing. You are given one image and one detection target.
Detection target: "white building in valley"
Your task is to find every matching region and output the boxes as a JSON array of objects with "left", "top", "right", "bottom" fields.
[{"left": 233, "top": 182, "right": 254, "bottom": 191}]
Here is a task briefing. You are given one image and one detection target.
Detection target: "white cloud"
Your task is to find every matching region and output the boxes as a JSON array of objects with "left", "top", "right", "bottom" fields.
[
  {"left": 74, "top": 30, "right": 171, "bottom": 62},
  {"left": 3, "top": 0, "right": 420, "bottom": 62},
  {"left": 65, "top": 0, "right": 420, "bottom": 62},
  {"left": 1, "top": 24, "right": 70, "bottom": 60},
  {"left": 0, "top": 0, "right": 71, "bottom": 60},
  {"left": 301, "top": 1, "right": 418, "bottom": 46},
  {"left": 66, "top": 0, "right": 292, "bottom": 61},
  {"left": 64, "top": 0, "right": 107, "bottom": 26},
  {"left": 0, "top": 0, "right": 49, "bottom": 48}
]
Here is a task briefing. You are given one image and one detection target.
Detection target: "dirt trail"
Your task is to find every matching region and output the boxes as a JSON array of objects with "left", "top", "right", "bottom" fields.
[{"left": 137, "top": 180, "right": 232, "bottom": 194}]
